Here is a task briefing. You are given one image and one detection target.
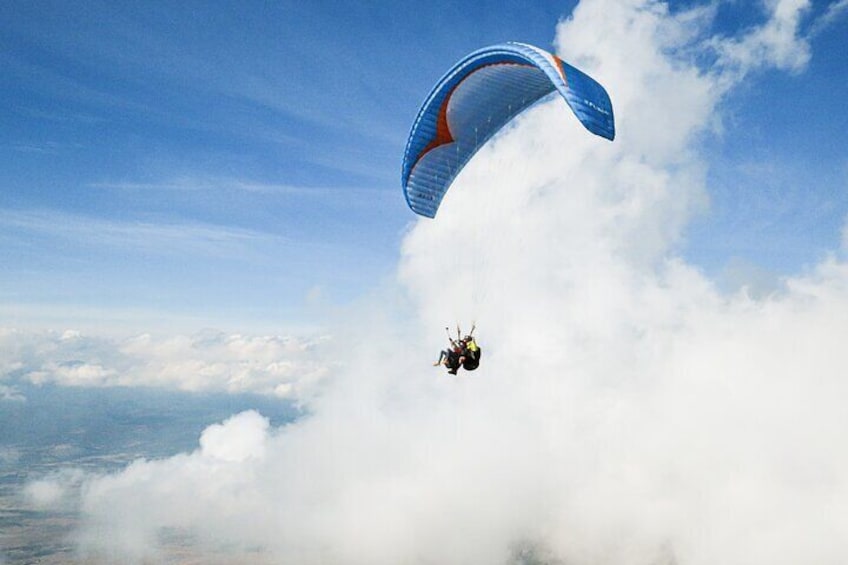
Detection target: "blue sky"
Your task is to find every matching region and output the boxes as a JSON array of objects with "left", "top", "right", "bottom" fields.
[
  {"left": 687, "top": 0, "right": 848, "bottom": 281},
  {"left": 2, "top": 0, "right": 846, "bottom": 332}
]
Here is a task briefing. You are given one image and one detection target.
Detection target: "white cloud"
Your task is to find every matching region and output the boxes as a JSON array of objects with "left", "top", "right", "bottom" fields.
[
  {"left": 28, "top": 1, "right": 848, "bottom": 563},
  {"left": 0, "top": 384, "right": 25, "bottom": 402},
  {"left": 23, "top": 468, "right": 87, "bottom": 511},
  {"left": 810, "top": 0, "right": 848, "bottom": 36},
  {"left": 0, "top": 328, "right": 334, "bottom": 401},
  {"left": 199, "top": 410, "right": 269, "bottom": 462},
  {"left": 75, "top": 411, "right": 278, "bottom": 563},
  {"left": 0, "top": 446, "right": 21, "bottom": 465},
  {"left": 709, "top": 0, "right": 812, "bottom": 78}
]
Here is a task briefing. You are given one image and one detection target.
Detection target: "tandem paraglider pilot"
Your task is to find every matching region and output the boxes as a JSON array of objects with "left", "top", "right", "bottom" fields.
[{"left": 434, "top": 326, "right": 481, "bottom": 375}]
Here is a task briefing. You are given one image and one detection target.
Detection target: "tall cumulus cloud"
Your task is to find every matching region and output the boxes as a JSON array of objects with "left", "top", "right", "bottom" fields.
[{"left": 49, "top": 1, "right": 848, "bottom": 564}]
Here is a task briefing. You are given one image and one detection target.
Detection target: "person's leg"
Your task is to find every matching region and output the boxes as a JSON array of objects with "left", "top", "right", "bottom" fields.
[{"left": 433, "top": 350, "right": 447, "bottom": 366}]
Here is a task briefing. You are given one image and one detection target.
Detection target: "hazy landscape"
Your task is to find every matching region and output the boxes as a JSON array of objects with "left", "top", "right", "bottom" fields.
[{"left": 0, "top": 384, "right": 296, "bottom": 563}]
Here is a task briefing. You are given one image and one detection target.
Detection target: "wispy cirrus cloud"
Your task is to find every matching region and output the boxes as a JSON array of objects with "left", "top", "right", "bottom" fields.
[
  {"left": 89, "top": 176, "right": 391, "bottom": 200},
  {"left": 0, "top": 208, "right": 284, "bottom": 258},
  {"left": 810, "top": 0, "right": 848, "bottom": 36}
]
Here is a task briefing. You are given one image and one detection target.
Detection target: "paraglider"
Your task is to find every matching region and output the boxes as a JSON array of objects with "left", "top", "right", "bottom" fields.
[
  {"left": 434, "top": 325, "right": 481, "bottom": 375},
  {"left": 406, "top": 42, "right": 615, "bottom": 374},
  {"left": 402, "top": 41, "right": 615, "bottom": 218}
]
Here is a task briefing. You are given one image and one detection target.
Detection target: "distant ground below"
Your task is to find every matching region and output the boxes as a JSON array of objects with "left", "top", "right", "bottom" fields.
[{"left": 0, "top": 383, "right": 298, "bottom": 564}]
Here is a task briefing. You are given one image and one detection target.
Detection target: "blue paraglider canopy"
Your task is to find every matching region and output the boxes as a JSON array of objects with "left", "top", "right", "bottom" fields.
[{"left": 402, "top": 42, "right": 615, "bottom": 218}]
